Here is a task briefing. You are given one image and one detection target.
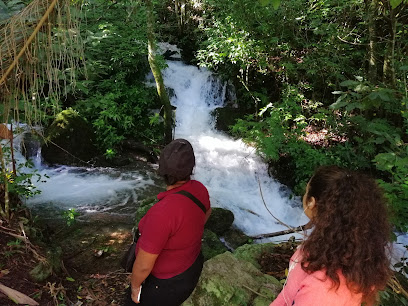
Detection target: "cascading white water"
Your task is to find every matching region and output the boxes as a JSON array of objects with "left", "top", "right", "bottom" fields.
[
  {"left": 162, "top": 61, "right": 308, "bottom": 237},
  {"left": 21, "top": 57, "right": 308, "bottom": 238}
]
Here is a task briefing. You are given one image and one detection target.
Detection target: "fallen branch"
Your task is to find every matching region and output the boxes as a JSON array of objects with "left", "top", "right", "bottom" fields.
[
  {"left": 250, "top": 222, "right": 312, "bottom": 240},
  {"left": 0, "top": 227, "right": 46, "bottom": 263},
  {"left": 0, "top": 282, "right": 39, "bottom": 305},
  {"left": 255, "top": 174, "right": 295, "bottom": 231}
]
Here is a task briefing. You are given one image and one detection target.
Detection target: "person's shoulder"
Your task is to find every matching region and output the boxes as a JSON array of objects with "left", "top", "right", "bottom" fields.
[{"left": 190, "top": 180, "right": 208, "bottom": 191}]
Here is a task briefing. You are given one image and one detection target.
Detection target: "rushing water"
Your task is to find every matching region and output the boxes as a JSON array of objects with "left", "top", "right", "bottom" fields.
[
  {"left": 161, "top": 61, "right": 307, "bottom": 237},
  {"left": 20, "top": 59, "right": 307, "bottom": 237}
]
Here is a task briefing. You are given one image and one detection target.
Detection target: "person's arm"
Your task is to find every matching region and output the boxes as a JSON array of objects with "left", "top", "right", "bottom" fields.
[{"left": 130, "top": 248, "right": 159, "bottom": 303}]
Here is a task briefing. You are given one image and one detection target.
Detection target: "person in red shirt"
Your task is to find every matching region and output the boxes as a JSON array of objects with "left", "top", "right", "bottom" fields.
[
  {"left": 124, "top": 139, "right": 211, "bottom": 306},
  {"left": 271, "top": 166, "right": 391, "bottom": 306}
]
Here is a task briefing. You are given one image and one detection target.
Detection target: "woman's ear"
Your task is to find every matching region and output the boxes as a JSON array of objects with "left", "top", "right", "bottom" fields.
[{"left": 308, "top": 197, "right": 316, "bottom": 211}]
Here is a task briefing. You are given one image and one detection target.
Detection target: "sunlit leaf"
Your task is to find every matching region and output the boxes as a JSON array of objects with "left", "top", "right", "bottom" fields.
[
  {"left": 390, "top": 0, "right": 403, "bottom": 9},
  {"left": 271, "top": 0, "right": 281, "bottom": 9}
]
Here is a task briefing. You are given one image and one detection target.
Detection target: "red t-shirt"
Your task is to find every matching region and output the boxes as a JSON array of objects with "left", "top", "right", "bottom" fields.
[{"left": 136, "top": 180, "right": 210, "bottom": 279}]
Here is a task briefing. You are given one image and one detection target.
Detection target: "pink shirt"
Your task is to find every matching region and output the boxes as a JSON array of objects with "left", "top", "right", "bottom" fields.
[{"left": 271, "top": 248, "right": 362, "bottom": 306}]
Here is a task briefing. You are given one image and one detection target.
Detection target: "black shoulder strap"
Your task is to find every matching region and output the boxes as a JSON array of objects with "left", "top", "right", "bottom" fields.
[{"left": 175, "top": 190, "right": 207, "bottom": 214}]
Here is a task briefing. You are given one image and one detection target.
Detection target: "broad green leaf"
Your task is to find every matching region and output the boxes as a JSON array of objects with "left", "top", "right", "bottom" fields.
[
  {"left": 258, "top": 0, "right": 270, "bottom": 6},
  {"left": 379, "top": 92, "right": 391, "bottom": 102},
  {"left": 271, "top": 0, "right": 281, "bottom": 9},
  {"left": 390, "top": 0, "right": 403, "bottom": 8},
  {"left": 368, "top": 92, "right": 379, "bottom": 100},
  {"left": 339, "top": 80, "right": 359, "bottom": 87}
]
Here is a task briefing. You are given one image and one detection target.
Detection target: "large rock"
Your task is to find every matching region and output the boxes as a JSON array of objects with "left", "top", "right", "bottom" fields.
[
  {"left": 223, "top": 228, "right": 252, "bottom": 250},
  {"left": 201, "top": 229, "right": 228, "bottom": 261},
  {"left": 234, "top": 242, "right": 277, "bottom": 270},
  {"left": 42, "top": 109, "right": 97, "bottom": 165},
  {"left": 205, "top": 207, "right": 234, "bottom": 235},
  {"left": 182, "top": 251, "right": 281, "bottom": 306}
]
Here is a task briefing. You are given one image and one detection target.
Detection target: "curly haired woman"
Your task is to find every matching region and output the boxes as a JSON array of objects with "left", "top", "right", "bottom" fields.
[{"left": 271, "top": 166, "right": 391, "bottom": 306}]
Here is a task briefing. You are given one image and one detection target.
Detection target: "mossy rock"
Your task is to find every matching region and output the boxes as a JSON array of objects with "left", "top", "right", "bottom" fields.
[
  {"left": 234, "top": 242, "right": 276, "bottom": 270},
  {"left": 205, "top": 207, "right": 234, "bottom": 236},
  {"left": 201, "top": 229, "right": 228, "bottom": 261},
  {"left": 223, "top": 228, "right": 252, "bottom": 250},
  {"left": 42, "top": 109, "right": 97, "bottom": 165},
  {"left": 182, "top": 252, "right": 281, "bottom": 306}
]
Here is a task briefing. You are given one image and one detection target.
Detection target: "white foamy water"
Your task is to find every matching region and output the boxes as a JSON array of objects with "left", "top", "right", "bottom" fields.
[
  {"left": 8, "top": 131, "right": 160, "bottom": 214},
  {"left": 162, "top": 61, "right": 308, "bottom": 236}
]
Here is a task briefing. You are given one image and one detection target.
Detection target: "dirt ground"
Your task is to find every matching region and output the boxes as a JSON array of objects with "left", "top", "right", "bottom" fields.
[{"left": 0, "top": 213, "right": 135, "bottom": 306}]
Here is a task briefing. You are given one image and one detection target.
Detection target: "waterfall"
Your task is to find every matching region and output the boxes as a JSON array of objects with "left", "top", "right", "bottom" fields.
[
  {"left": 162, "top": 61, "right": 308, "bottom": 237},
  {"left": 21, "top": 59, "right": 307, "bottom": 238}
]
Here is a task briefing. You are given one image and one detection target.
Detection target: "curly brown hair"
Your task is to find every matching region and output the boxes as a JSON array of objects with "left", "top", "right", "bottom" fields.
[{"left": 301, "top": 166, "right": 391, "bottom": 304}]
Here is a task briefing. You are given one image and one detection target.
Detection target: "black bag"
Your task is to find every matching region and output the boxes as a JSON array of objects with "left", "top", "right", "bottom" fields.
[
  {"left": 121, "top": 190, "right": 206, "bottom": 272},
  {"left": 121, "top": 228, "right": 139, "bottom": 272}
]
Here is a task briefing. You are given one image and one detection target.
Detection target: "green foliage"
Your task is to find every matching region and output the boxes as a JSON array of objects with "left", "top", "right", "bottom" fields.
[
  {"left": 62, "top": 208, "right": 80, "bottom": 226},
  {"left": 0, "top": 147, "right": 44, "bottom": 200},
  {"left": 72, "top": 0, "right": 164, "bottom": 152}
]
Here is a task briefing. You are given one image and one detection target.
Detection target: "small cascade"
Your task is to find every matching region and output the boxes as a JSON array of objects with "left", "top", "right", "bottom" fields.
[
  {"left": 11, "top": 57, "right": 307, "bottom": 239},
  {"left": 162, "top": 61, "right": 307, "bottom": 237}
]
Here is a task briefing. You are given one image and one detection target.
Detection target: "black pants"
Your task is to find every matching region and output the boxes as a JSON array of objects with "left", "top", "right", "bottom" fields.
[{"left": 124, "top": 252, "right": 204, "bottom": 306}]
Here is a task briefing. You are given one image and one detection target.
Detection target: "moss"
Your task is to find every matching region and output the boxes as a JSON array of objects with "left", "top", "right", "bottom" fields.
[
  {"left": 234, "top": 242, "right": 276, "bottom": 270},
  {"left": 183, "top": 252, "right": 281, "bottom": 306},
  {"left": 201, "top": 229, "right": 228, "bottom": 261},
  {"left": 42, "top": 109, "right": 97, "bottom": 165}
]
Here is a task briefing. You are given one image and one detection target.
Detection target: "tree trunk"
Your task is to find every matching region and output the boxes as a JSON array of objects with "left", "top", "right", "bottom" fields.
[
  {"left": 365, "top": 0, "right": 378, "bottom": 83},
  {"left": 180, "top": 0, "right": 186, "bottom": 34},
  {"left": 175, "top": 0, "right": 182, "bottom": 34},
  {"left": 146, "top": 0, "right": 173, "bottom": 144},
  {"left": 383, "top": 7, "right": 397, "bottom": 88},
  {"left": 0, "top": 143, "right": 10, "bottom": 222}
]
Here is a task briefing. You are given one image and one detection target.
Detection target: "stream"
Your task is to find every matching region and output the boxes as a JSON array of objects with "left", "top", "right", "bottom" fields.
[{"left": 19, "top": 58, "right": 307, "bottom": 240}]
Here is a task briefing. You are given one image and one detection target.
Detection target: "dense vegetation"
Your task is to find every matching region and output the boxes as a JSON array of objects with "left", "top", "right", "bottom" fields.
[
  {"left": 1, "top": 0, "right": 408, "bottom": 303},
  {"left": 1, "top": 0, "right": 407, "bottom": 233},
  {"left": 188, "top": 0, "right": 408, "bottom": 233}
]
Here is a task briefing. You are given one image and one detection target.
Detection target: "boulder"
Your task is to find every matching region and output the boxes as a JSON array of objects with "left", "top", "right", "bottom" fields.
[
  {"left": 182, "top": 251, "right": 281, "bottom": 306},
  {"left": 212, "top": 106, "right": 251, "bottom": 134},
  {"left": 234, "top": 242, "right": 277, "bottom": 270},
  {"left": 201, "top": 229, "right": 228, "bottom": 261},
  {"left": 223, "top": 228, "right": 252, "bottom": 250},
  {"left": 205, "top": 207, "right": 234, "bottom": 235},
  {"left": 41, "top": 109, "right": 97, "bottom": 165}
]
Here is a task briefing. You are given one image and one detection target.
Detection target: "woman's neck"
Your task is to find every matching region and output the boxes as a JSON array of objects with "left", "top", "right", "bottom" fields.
[{"left": 166, "top": 180, "right": 188, "bottom": 191}]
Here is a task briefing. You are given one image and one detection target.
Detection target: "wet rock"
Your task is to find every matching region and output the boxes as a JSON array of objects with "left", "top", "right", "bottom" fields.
[
  {"left": 182, "top": 251, "right": 281, "bottom": 306},
  {"left": 20, "top": 132, "right": 42, "bottom": 159},
  {"left": 268, "top": 155, "right": 296, "bottom": 190},
  {"left": 120, "top": 139, "right": 158, "bottom": 164},
  {"left": 212, "top": 106, "right": 251, "bottom": 134},
  {"left": 205, "top": 207, "right": 234, "bottom": 235},
  {"left": 223, "top": 228, "right": 252, "bottom": 250},
  {"left": 42, "top": 109, "right": 97, "bottom": 166},
  {"left": 201, "top": 229, "right": 228, "bottom": 261}
]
